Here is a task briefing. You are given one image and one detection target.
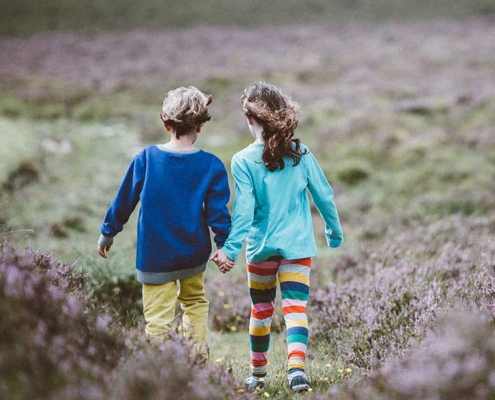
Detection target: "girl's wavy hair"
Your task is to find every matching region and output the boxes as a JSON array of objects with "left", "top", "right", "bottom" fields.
[
  {"left": 160, "top": 86, "right": 212, "bottom": 138},
  {"left": 241, "top": 82, "right": 306, "bottom": 171}
]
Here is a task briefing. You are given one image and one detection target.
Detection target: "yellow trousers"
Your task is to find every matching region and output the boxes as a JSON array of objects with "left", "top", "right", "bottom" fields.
[{"left": 142, "top": 273, "right": 209, "bottom": 345}]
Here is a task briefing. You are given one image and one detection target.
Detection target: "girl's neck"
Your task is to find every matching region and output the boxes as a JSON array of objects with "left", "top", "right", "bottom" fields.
[{"left": 249, "top": 118, "right": 264, "bottom": 144}]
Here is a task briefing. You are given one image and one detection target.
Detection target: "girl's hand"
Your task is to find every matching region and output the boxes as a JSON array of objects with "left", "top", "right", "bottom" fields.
[
  {"left": 210, "top": 249, "right": 234, "bottom": 272},
  {"left": 218, "top": 262, "right": 234, "bottom": 274},
  {"left": 97, "top": 244, "right": 112, "bottom": 259}
]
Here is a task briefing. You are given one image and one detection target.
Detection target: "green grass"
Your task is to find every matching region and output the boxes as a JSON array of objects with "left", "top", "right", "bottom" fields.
[
  {"left": 1, "top": 0, "right": 495, "bottom": 35},
  {"left": 0, "top": 117, "right": 141, "bottom": 261}
]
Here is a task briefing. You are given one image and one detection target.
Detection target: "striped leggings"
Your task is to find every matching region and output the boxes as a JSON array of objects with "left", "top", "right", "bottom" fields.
[{"left": 247, "top": 257, "right": 311, "bottom": 376}]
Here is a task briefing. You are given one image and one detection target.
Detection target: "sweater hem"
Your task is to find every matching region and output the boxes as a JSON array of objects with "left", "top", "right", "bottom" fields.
[{"left": 137, "top": 263, "right": 207, "bottom": 284}]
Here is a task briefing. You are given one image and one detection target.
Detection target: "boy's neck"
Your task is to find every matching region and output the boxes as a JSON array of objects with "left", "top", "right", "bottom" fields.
[{"left": 163, "top": 132, "right": 197, "bottom": 151}]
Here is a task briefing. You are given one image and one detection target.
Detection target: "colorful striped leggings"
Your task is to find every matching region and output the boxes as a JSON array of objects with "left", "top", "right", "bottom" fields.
[{"left": 247, "top": 257, "right": 311, "bottom": 377}]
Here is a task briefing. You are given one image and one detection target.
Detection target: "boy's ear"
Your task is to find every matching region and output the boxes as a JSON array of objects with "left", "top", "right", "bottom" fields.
[
  {"left": 247, "top": 116, "right": 254, "bottom": 125},
  {"left": 195, "top": 123, "right": 203, "bottom": 133},
  {"left": 165, "top": 124, "right": 173, "bottom": 132}
]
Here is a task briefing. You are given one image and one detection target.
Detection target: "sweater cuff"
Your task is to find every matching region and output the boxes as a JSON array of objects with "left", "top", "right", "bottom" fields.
[
  {"left": 98, "top": 234, "right": 114, "bottom": 247},
  {"left": 221, "top": 245, "right": 238, "bottom": 262},
  {"left": 328, "top": 236, "right": 343, "bottom": 248}
]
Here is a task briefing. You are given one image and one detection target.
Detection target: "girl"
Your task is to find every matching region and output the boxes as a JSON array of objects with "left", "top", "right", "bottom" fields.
[{"left": 211, "top": 82, "right": 343, "bottom": 392}]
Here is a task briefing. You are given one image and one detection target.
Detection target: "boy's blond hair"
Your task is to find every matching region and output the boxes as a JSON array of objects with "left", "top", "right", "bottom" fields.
[{"left": 160, "top": 86, "right": 213, "bottom": 138}]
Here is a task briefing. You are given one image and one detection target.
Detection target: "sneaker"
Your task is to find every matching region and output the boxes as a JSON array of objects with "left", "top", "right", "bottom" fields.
[
  {"left": 290, "top": 375, "right": 312, "bottom": 392},
  {"left": 244, "top": 376, "right": 266, "bottom": 392}
]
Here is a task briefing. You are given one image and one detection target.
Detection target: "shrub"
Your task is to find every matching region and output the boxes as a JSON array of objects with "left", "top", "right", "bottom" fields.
[
  {"left": 2, "top": 160, "right": 40, "bottom": 192},
  {"left": 336, "top": 162, "right": 370, "bottom": 186},
  {"left": 109, "top": 331, "right": 254, "bottom": 400},
  {"left": 372, "top": 310, "right": 495, "bottom": 400},
  {"left": 0, "top": 242, "right": 124, "bottom": 400},
  {"left": 309, "top": 214, "right": 495, "bottom": 371},
  {"left": 326, "top": 310, "right": 495, "bottom": 400},
  {"left": 417, "top": 191, "right": 494, "bottom": 217},
  {"left": 87, "top": 267, "right": 143, "bottom": 327}
]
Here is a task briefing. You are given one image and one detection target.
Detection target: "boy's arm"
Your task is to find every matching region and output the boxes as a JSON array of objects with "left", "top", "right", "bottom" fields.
[
  {"left": 205, "top": 160, "right": 231, "bottom": 248},
  {"left": 221, "top": 156, "right": 256, "bottom": 261},
  {"left": 306, "top": 152, "right": 343, "bottom": 248},
  {"left": 100, "top": 152, "right": 146, "bottom": 239}
]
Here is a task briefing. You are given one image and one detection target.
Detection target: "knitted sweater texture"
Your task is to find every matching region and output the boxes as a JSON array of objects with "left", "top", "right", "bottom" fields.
[{"left": 100, "top": 145, "right": 231, "bottom": 284}]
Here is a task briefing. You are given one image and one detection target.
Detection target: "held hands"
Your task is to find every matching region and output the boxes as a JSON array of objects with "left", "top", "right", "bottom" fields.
[{"left": 210, "top": 249, "right": 234, "bottom": 273}]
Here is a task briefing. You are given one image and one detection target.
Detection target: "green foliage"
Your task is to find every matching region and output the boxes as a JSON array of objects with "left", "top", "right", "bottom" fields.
[
  {"left": 2, "top": 160, "right": 40, "bottom": 192},
  {"left": 87, "top": 266, "right": 143, "bottom": 327},
  {"left": 336, "top": 161, "right": 371, "bottom": 186}
]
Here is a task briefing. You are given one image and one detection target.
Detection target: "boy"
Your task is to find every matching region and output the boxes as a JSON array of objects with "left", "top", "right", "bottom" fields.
[{"left": 97, "top": 86, "right": 231, "bottom": 357}]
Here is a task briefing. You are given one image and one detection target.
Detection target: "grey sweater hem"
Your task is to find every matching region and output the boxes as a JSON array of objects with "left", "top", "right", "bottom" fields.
[{"left": 137, "top": 262, "right": 207, "bottom": 284}]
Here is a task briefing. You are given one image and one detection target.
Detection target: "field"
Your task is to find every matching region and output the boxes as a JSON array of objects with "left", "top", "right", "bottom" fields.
[{"left": 1, "top": 2, "right": 495, "bottom": 399}]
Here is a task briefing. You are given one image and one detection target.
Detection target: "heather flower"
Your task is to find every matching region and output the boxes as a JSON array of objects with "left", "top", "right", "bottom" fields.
[
  {"left": 109, "top": 331, "right": 254, "bottom": 400},
  {"left": 0, "top": 242, "right": 123, "bottom": 400},
  {"left": 310, "top": 214, "right": 495, "bottom": 370},
  {"left": 341, "top": 309, "right": 495, "bottom": 400}
]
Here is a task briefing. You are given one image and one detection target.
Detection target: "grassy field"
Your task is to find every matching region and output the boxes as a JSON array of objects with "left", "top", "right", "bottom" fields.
[{"left": 1, "top": 3, "right": 495, "bottom": 398}]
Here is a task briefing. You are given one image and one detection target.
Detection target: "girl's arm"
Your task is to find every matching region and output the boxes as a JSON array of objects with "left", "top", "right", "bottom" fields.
[
  {"left": 306, "top": 152, "right": 343, "bottom": 248},
  {"left": 220, "top": 155, "right": 256, "bottom": 261},
  {"left": 204, "top": 160, "right": 231, "bottom": 248}
]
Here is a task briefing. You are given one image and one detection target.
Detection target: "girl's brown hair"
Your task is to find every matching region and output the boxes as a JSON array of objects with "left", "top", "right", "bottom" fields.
[
  {"left": 241, "top": 82, "right": 306, "bottom": 171},
  {"left": 160, "top": 86, "right": 212, "bottom": 138}
]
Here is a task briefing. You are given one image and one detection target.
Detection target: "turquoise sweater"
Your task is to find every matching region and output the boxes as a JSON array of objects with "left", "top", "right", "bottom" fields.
[{"left": 221, "top": 143, "right": 343, "bottom": 263}]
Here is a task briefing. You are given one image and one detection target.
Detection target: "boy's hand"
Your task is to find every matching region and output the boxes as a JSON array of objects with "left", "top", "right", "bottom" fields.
[
  {"left": 97, "top": 244, "right": 112, "bottom": 259},
  {"left": 210, "top": 249, "right": 234, "bottom": 273}
]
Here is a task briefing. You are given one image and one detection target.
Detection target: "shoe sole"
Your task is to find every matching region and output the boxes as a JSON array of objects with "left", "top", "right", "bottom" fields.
[
  {"left": 291, "top": 383, "right": 311, "bottom": 392},
  {"left": 244, "top": 384, "right": 265, "bottom": 392}
]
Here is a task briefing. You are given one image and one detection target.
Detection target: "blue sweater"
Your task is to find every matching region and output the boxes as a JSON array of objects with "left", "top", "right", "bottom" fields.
[
  {"left": 100, "top": 145, "right": 231, "bottom": 284},
  {"left": 221, "top": 143, "right": 343, "bottom": 263}
]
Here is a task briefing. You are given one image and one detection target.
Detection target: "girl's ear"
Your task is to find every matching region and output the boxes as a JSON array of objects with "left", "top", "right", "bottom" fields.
[{"left": 247, "top": 116, "right": 254, "bottom": 126}]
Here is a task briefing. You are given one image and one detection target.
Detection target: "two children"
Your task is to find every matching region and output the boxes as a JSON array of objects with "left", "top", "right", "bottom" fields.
[{"left": 97, "top": 82, "right": 343, "bottom": 393}]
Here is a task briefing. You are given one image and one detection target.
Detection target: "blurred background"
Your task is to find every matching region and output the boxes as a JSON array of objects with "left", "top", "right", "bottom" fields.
[{"left": 2, "top": 0, "right": 495, "bottom": 34}]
